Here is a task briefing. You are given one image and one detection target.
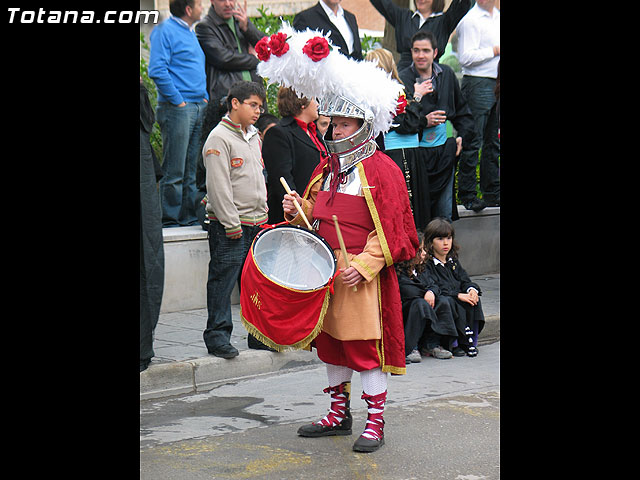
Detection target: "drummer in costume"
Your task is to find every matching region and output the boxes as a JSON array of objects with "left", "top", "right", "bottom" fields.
[{"left": 256, "top": 25, "right": 418, "bottom": 453}]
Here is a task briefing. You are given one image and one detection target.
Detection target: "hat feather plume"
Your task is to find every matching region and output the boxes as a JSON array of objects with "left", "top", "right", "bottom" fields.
[{"left": 257, "top": 23, "right": 405, "bottom": 137}]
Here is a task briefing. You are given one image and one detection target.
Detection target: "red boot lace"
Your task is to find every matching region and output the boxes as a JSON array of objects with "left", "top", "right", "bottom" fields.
[
  {"left": 315, "top": 382, "right": 350, "bottom": 427},
  {"left": 361, "top": 391, "right": 386, "bottom": 440}
]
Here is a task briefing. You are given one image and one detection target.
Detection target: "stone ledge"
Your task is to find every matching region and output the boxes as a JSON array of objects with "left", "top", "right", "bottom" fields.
[
  {"left": 162, "top": 225, "right": 207, "bottom": 243},
  {"left": 456, "top": 205, "right": 500, "bottom": 218},
  {"left": 140, "top": 349, "right": 323, "bottom": 400}
]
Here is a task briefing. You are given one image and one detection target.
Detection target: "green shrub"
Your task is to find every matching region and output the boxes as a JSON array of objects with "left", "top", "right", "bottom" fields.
[{"left": 140, "top": 33, "right": 163, "bottom": 161}]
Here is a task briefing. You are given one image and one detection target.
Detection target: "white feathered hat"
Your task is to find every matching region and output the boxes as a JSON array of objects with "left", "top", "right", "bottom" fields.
[{"left": 256, "top": 23, "right": 406, "bottom": 139}]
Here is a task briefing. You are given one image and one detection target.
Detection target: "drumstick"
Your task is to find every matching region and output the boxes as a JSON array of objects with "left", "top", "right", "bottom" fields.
[
  {"left": 332, "top": 215, "right": 357, "bottom": 292},
  {"left": 280, "top": 177, "right": 313, "bottom": 230}
]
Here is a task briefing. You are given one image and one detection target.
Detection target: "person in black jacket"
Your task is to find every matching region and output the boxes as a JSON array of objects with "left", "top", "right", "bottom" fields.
[
  {"left": 196, "top": 0, "right": 266, "bottom": 107},
  {"left": 262, "top": 87, "right": 327, "bottom": 223},
  {"left": 423, "top": 217, "right": 484, "bottom": 357},
  {"left": 370, "top": 0, "right": 471, "bottom": 71},
  {"left": 399, "top": 30, "right": 475, "bottom": 224},
  {"left": 365, "top": 47, "right": 433, "bottom": 230},
  {"left": 396, "top": 232, "right": 458, "bottom": 361},
  {"left": 293, "top": 0, "right": 362, "bottom": 60},
  {"left": 140, "top": 79, "right": 165, "bottom": 372}
]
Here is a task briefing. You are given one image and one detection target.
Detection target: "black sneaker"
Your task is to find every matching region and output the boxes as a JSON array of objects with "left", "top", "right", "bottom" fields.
[
  {"left": 208, "top": 344, "right": 239, "bottom": 359},
  {"left": 463, "top": 197, "right": 486, "bottom": 212}
]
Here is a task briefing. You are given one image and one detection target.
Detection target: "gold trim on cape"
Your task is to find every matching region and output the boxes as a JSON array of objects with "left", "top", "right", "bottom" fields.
[
  {"left": 303, "top": 172, "right": 325, "bottom": 200},
  {"left": 356, "top": 163, "right": 393, "bottom": 267},
  {"left": 357, "top": 163, "right": 406, "bottom": 375}
]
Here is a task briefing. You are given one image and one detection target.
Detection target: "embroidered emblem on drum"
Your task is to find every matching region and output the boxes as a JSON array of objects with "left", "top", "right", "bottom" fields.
[
  {"left": 250, "top": 291, "right": 262, "bottom": 310},
  {"left": 231, "top": 157, "right": 244, "bottom": 168}
]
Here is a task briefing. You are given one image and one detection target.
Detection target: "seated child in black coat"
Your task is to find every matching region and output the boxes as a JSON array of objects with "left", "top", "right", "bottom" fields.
[
  {"left": 396, "top": 233, "right": 458, "bottom": 361},
  {"left": 423, "top": 218, "right": 485, "bottom": 357}
]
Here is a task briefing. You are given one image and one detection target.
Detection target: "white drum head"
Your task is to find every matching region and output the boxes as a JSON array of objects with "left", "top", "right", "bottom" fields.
[{"left": 253, "top": 226, "right": 336, "bottom": 291}]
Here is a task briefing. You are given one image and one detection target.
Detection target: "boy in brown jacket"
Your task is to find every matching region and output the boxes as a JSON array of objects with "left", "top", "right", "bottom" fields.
[{"left": 201, "top": 81, "right": 267, "bottom": 358}]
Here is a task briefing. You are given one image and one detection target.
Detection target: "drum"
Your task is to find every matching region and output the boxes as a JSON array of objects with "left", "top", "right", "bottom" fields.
[{"left": 240, "top": 224, "right": 337, "bottom": 351}]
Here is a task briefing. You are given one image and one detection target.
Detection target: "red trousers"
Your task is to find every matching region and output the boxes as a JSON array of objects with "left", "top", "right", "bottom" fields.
[{"left": 314, "top": 331, "right": 381, "bottom": 372}]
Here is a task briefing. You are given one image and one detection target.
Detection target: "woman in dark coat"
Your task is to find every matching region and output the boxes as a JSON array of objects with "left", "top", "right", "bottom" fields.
[{"left": 262, "top": 86, "right": 327, "bottom": 224}]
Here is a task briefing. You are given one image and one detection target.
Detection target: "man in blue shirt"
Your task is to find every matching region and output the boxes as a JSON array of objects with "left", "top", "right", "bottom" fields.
[{"left": 149, "top": 0, "right": 209, "bottom": 227}]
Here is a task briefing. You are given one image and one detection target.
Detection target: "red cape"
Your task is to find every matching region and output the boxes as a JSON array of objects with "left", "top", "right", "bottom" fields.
[{"left": 303, "top": 149, "right": 419, "bottom": 374}]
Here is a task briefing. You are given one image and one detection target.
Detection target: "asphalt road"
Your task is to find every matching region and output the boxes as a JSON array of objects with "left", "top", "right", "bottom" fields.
[{"left": 140, "top": 342, "right": 500, "bottom": 479}]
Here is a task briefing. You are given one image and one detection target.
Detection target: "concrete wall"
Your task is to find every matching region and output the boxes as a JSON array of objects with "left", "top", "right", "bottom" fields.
[
  {"left": 160, "top": 227, "right": 210, "bottom": 313},
  {"left": 453, "top": 206, "right": 500, "bottom": 276},
  {"left": 159, "top": 206, "right": 500, "bottom": 313}
]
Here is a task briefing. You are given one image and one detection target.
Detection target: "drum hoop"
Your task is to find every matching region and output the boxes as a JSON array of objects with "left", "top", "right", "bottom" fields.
[{"left": 251, "top": 224, "right": 337, "bottom": 292}]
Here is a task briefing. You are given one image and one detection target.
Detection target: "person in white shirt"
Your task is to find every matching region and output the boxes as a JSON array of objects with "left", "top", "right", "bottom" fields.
[
  {"left": 456, "top": 0, "right": 500, "bottom": 211},
  {"left": 293, "top": 0, "right": 363, "bottom": 60}
]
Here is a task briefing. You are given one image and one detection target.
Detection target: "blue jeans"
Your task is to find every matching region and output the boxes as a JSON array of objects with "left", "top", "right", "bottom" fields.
[
  {"left": 156, "top": 100, "right": 206, "bottom": 227},
  {"left": 458, "top": 76, "right": 500, "bottom": 203},
  {"left": 204, "top": 221, "right": 262, "bottom": 350}
]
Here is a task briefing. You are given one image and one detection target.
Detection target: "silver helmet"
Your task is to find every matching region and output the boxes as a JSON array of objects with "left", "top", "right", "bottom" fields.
[{"left": 318, "top": 95, "right": 377, "bottom": 173}]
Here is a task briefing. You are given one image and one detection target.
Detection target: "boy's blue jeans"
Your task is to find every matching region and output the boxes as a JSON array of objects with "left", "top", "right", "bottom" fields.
[
  {"left": 156, "top": 100, "right": 206, "bottom": 227},
  {"left": 203, "top": 221, "right": 261, "bottom": 351}
]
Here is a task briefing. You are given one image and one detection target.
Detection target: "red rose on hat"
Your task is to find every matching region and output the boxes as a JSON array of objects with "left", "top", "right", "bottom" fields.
[
  {"left": 303, "top": 37, "right": 330, "bottom": 62},
  {"left": 255, "top": 36, "right": 271, "bottom": 61},
  {"left": 269, "top": 32, "right": 290, "bottom": 57}
]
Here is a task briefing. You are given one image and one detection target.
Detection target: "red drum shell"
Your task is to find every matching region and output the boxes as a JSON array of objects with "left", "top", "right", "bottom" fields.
[{"left": 240, "top": 225, "right": 337, "bottom": 351}]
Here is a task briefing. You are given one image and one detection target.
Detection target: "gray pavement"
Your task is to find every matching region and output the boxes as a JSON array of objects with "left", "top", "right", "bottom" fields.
[{"left": 140, "top": 274, "right": 500, "bottom": 400}]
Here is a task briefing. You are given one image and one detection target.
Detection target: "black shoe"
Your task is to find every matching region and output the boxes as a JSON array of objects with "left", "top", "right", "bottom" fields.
[
  {"left": 297, "top": 409, "right": 353, "bottom": 437},
  {"left": 208, "top": 344, "right": 239, "bottom": 359},
  {"left": 452, "top": 346, "right": 466, "bottom": 357},
  {"left": 247, "top": 333, "right": 278, "bottom": 352},
  {"left": 352, "top": 434, "right": 385, "bottom": 453},
  {"left": 463, "top": 197, "right": 486, "bottom": 212}
]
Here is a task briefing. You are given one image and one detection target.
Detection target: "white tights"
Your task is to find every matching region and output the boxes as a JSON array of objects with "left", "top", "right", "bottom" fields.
[{"left": 326, "top": 364, "right": 387, "bottom": 396}]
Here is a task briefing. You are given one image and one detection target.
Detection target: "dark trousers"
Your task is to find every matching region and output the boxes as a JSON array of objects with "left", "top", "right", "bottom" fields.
[
  {"left": 458, "top": 76, "right": 500, "bottom": 203},
  {"left": 440, "top": 296, "right": 485, "bottom": 350},
  {"left": 403, "top": 297, "right": 457, "bottom": 355},
  {"left": 204, "top": 220, "right": 261, "bottom": 350},
  {"left": 140, "top": 130, "right": 165, "bottom": 369}
]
